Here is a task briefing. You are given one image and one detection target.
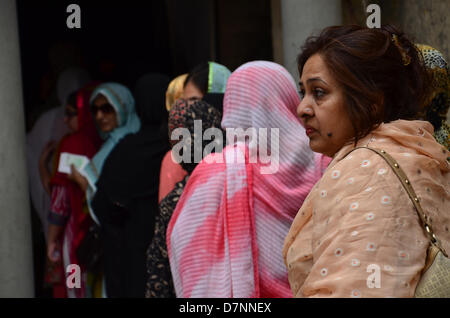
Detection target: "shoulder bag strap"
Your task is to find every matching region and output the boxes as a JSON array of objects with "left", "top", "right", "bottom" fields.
[{"left": 344, "top": 146, "right": 448, "bottom": 257}]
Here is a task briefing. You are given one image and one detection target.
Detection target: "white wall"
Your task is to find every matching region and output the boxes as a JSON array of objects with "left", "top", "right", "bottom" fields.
[
  {"left": 279, "top": 0, "right": 342, "bottom": 83},
  {"left": 0, "top": 0, "right": 34, "bottom": 297}
]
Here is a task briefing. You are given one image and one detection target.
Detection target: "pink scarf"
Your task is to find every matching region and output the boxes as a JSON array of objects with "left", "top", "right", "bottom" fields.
[{"left": 167, "top": 61, "right": 330, "bottom": 297}]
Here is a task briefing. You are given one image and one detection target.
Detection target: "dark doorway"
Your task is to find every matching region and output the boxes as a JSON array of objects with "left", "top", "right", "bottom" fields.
[{"left": 17, "top": 0, "right": 273, "bottom": 298}]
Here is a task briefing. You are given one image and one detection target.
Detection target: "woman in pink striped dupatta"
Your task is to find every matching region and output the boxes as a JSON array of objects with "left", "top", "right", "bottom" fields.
[{"left": 166, "top": 61, "right": 330, "bottom": 298}]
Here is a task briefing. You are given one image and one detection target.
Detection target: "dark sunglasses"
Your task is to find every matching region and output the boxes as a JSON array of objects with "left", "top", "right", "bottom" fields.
[
  {"left": 90, "top": 103, "right": 115, "bottom": 115},
  {"left": 64, "top": 108, "right": 78, "bottom": 118}
]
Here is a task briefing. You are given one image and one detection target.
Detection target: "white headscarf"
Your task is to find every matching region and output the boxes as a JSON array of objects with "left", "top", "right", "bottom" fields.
[{"left": 26, "top": 67, "right": 90, "bottom": 240}]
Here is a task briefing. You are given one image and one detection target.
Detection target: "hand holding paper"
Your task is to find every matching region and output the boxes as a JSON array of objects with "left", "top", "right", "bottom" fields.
[
  {"left": 69, "top": 164, "right": 89, "bottom": 193},
  {"left": 58, "top": 152, "right": 89, "bottom": 174}
]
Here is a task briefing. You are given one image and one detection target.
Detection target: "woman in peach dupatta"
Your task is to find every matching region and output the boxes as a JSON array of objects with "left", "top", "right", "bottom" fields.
[
  {"left": 283, "top": 25, "right": 450, "bottom": 298},
  {"left": 167, "top": 61, "right": 329, "bottom": 298}
]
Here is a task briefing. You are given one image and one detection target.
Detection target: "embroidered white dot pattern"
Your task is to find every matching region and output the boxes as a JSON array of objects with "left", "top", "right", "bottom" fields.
[
  {"left": 383, "top": 265, "right": 394, "bottom": 272},
  {"left": 351, "top": 289, "right": 361, "bottom": 298},
  {"left": 351, "top": 259, "right": 360, "bottom": 267},
  {"left": 398, "top": 251, "right": 409, "bottom": 260},
  {"left": 366, "top": 242, "right": 377, "bottom": 252},
  {"left": 331, "top": 170, "right": 341, "bottom": 179},
  {"left": 334, "top": 248, "right": 343, "bottom": 257},
  {"left": 349, "top": 202, "right": 359, "bottom": 211},
  {"left": 381, "top": 196, "right": 391, "bottom": 205},
  {"left": 361, "top": 160, "right": 370, "bottom": 168}
]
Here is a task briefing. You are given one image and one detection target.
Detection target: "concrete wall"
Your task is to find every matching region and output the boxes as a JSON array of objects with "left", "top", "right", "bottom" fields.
[
  {"left": 342, "top": 0, "right": 450, "bottom": 122},
  {"left": 0, "top": 0, "right": 34, "bottom": 297},
  {"left": 273, "top": 0, "right": 343, "bottom": 83},
  {"left": 387, "top": 0, "right": 450, "bottom": 123}
]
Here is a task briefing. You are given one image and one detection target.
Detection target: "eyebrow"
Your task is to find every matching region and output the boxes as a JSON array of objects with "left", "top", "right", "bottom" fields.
[{"left": 299, "top": 77, "right": 328, "bottom": 87}]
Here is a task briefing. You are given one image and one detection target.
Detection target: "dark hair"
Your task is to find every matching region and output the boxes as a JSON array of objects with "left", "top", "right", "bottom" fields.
[
  {"left": 66, "top": 90, "right": 78, "bottom": 108},
  {"left": 297, "top": 24, "right": 431, "bottom": 143},
  {"left": 184, "top": 62, "right": 209, "bottom": 95}
]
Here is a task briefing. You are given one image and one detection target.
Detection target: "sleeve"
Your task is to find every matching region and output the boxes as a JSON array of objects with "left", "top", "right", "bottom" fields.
[
  {"left": 158, "top": 151, "right": 188, "bottom": 203},
  {"left": 48, "top": 185, "right": 71, "bottom": 226},
  {"left": 298, "top": 150, "right": 428, "bottom": 298}
]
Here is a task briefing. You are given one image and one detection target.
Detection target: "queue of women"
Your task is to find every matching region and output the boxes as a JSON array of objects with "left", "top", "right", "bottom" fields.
[{"left": 29, "top": 24, "right": 449, "bottom": 298}]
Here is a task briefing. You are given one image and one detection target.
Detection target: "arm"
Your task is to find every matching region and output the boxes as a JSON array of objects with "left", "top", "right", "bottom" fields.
[
  {"left": 47, "top": 223, "right": 64, "bottom": 262},
  {"left": 39, "top": 141, "right": 57, "bottom": 196},
  {"left": 46, "top": 185, "right": 71, "bottom": 263}
]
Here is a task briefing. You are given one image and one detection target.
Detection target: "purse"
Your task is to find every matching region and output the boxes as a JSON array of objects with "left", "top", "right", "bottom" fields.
[{"left": 346, "top": 146, "right": 450, "bottom": 298}]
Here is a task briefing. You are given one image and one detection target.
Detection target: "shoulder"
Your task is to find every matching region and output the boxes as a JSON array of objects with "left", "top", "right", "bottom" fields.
[
  {"left": 325, "top": 147, "right": 390, "bottom": 182},
  {"left": 317, "top": 147, "right": 405, "bottom": 212}
]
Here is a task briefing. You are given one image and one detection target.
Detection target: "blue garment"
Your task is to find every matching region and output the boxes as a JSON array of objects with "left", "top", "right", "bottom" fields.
[{"left": 81, "top": 83, "right": 141, "bottom": 224}]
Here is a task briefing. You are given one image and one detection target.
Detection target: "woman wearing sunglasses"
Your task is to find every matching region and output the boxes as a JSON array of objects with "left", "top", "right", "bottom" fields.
[
  {"left": 70, "top": 83, "right": 140, "bottom": 196},
  {"left": 70, "top": 80, "right": 169, "bottom": 298}
]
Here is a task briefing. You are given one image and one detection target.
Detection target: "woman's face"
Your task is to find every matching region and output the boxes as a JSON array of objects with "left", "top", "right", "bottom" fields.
[
  {"left": 91, "top": 94, "right": 118, "bottom": 133},
  {"left": 64, "top": 104, "right": 78, "bottom": 133},
  {"left": 297, "top": 54, "right": 354, "bottom": 157},
  {"left": 183, "top": 80, "right": 204, "bottom": 105}
]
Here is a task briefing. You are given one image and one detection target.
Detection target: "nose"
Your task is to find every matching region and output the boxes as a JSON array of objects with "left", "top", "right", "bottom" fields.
[
  {"left": 297, "top": 97, "right": 314, "bottom": 121},
  {"left": 95, "top": 109, "right": 104, "bottom": 122}
]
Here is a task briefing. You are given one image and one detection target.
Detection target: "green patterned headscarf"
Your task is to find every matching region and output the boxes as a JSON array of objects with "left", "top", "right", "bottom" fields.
[
  {"left": 207, "top": 62, "right": 231, "bottom": 93},
  {"left": 416, "top": 44, "right": 450, "bottom": 151}
]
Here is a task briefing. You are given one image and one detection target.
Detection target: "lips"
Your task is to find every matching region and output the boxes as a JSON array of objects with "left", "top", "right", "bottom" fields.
[{"left": 305, "top": 125, "right": 317, "bottom": 137}]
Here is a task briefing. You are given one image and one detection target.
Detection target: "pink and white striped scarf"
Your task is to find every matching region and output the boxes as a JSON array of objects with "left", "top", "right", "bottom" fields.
[{"left": 167, "top": 61, "right": 330, "bottom": 298}]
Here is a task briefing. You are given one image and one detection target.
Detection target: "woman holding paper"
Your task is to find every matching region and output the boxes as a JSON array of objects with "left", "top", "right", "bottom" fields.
[
  {"left": 90, "top": 75, "right": 169, "bottom": 298},
  {"left": 71, "top": 78, "right": 170, "bottom": 297},
  {"left": 46, "top": 82, "right": 102, "bottom": 298},
  {"left": 70, "top": 83, "right": 141, "bottom": 203}
]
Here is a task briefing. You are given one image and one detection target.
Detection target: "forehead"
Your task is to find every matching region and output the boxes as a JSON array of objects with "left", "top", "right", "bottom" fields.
[
  {"left": 300, "top": 54, "right": 332, "bottom": 83},
  {"left": 93, "top": 94, "right": 108, "bottom": 105},
  {"left": 184, "top": 81, "right": 202, "bottom": 93}
]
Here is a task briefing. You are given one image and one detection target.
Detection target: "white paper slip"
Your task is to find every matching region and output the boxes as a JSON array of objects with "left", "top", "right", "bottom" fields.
[{"left": 57, "top": 152, "right": 89, "bottom": 174}]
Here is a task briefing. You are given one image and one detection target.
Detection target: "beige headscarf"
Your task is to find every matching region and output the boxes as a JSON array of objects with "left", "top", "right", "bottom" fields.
[{"left": 165, "top": 74, "right": 188, "bottom": 111}]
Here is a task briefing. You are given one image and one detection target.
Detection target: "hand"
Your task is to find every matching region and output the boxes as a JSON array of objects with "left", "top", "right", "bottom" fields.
[
  {"left": 41, "top": 173, "right": 52, "bottom": 196},
  {"left": 47, "top": 240, "right": 61, "bottom": 263},
  {"left": 69, "top": 165, "right": 88, "bottom": 192}
]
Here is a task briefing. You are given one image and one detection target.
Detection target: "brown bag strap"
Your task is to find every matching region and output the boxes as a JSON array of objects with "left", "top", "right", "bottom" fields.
[{"left": 345, "top": 146, "right": 448, "bottom": 257}]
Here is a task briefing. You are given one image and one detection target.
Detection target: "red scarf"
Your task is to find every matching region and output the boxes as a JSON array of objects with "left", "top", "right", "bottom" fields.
[{"left": 50, "top": 82, "right": 103, "bottom": 260}]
